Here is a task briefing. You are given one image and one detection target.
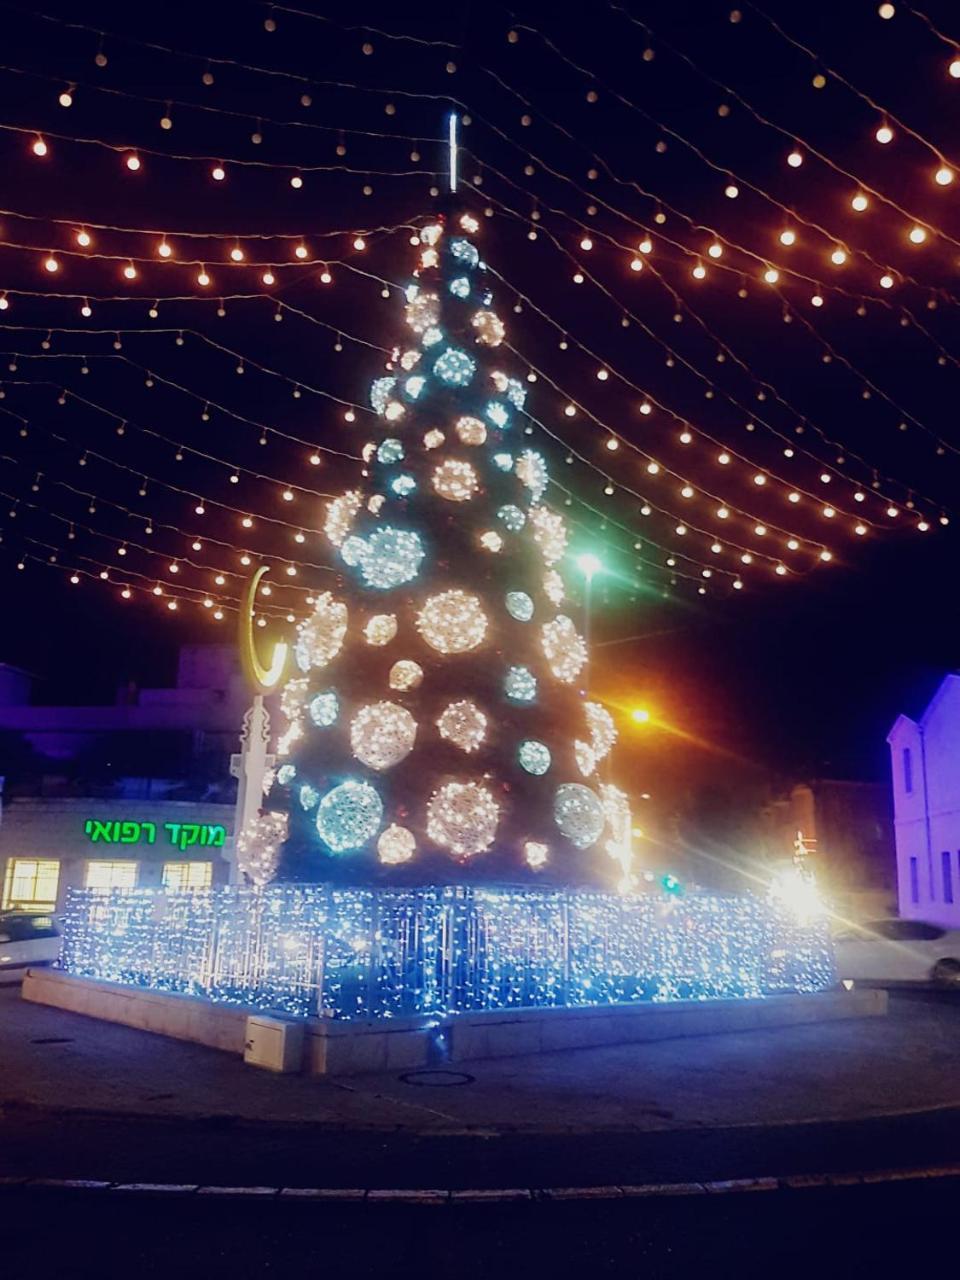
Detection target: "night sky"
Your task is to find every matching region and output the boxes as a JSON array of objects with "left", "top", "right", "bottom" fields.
[{"left": 2, "top": 0, "right": 958, "bottom": 793}]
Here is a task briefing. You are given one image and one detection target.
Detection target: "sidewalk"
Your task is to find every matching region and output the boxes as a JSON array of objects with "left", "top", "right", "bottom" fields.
[{"left": 3, "top": 983, "right": 959, "bottom": 1134}]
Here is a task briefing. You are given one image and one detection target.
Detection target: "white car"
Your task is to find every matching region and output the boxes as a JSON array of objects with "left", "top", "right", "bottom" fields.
[
  {"left": 0, "top": 912, "right": 61, "bottom": 974},
  {"left": 834, "top": 918, "right": 960, "bottom": 986}
]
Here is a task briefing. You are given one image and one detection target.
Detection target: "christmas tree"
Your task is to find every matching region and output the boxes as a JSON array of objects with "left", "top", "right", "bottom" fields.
[{"left": 269, "top": 208, "right": 635, "bottom": 890}]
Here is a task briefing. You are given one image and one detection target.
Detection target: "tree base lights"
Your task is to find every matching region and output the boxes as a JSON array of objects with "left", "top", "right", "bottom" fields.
[{"left": 58, "top": 884, "right": 836, "bottom": 1021}]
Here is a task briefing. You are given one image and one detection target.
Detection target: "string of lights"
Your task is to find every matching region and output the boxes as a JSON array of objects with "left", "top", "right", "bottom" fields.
[
  {"left": 0, "top": 60, "right": 447, "bottom": 145},
  {"left": 514, "top": 11, "right": 960, "bottom": 256},
  {"left": 0, "top": 323, "right": 374, "bottom": 444},
  {"left": 477, "top": 191, "right": 932, "bottom": 524},
  {"left": 746, "top": 2, "right": 960, "bottom": 169},
  {"left": 8, "top": 5, "right": 468, "bottom": 106},
  {"left": 472, "top": 179, "right": 955, "bottom": 516},
  {"left": 0, "top": 431, "right": 331, "bottom": 569},
  {"left": 0, "top": 121, "right": 437, "bottom": 187}
]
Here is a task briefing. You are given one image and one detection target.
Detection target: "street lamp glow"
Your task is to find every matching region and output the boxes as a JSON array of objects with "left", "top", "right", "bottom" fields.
[{"left": 576, "top": 552, "right": 603, "bottom": 580}]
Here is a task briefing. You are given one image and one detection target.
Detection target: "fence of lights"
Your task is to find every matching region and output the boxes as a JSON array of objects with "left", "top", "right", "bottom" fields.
[{"left": 59, "top": 884, "right": 836, "bottom": 1020}]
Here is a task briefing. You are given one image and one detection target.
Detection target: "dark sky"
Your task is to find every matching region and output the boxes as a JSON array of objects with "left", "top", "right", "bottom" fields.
[{"left": 2, "top": 0, "right": 958, "bottom": 787}]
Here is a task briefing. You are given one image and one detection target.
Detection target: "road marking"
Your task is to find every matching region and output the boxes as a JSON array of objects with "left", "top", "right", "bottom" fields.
[{"left": 2, "top": 1164, "right": 960, "bottom": 1202}]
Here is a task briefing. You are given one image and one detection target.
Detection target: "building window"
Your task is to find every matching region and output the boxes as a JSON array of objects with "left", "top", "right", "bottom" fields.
[
  {"left": 943, "top": 851, "right": 954, "bottom": 905},
  {"left": 2, "top": 859, "right": 61, "bottom": 912},
  {"left": 84, "top": 861, "right": 138, "bottom": 892},
  {"left": 909, "top": 856, "right": 920, "bottom": 905},
  {"left": 903, "top": 747, "right": 913, "bottom": 794},
  {"left": 162, "top": 861, "right": 213, "bottom": 892}
]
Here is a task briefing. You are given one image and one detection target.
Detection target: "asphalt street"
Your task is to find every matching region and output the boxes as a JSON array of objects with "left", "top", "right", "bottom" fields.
[
  {"left": 2, "top": 986, "right": 958, "bottom": 1276},
  {"left": 2, "top": 1177, "right": 957, "bottom": 1278}
]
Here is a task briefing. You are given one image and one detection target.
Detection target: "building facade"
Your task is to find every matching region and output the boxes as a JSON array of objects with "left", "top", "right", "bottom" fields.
[
  {"left": 0, "top": 645, "right": 247, "bottom": 913},
  {"left": 887, "top": 674, "right": 960, "bottom": 929},
  {"left": 760, "top": 779, "right": 896, "bottom": 920}
]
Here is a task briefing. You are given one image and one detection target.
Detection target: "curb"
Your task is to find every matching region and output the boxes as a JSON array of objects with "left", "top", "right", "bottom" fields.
[{"left": 2, "top": 1165, "right": 960, "bottom": 1202}]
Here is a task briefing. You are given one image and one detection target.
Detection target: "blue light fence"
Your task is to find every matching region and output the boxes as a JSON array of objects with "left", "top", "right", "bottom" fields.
[{"left": 59, "top": 884, "right": 835, "bottom": 1020}]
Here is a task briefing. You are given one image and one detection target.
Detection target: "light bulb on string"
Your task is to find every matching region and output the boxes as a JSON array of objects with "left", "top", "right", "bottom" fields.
[
  {"left": 211, "top": 164, "right": 226, "bottom": 181},
  {"left": 707, "top": 242, "right": 723, "bottom": 258},
  {"left": 851, "top": 192, "right": 869, "bottom": 211},
  {"left": 909, "top": 225, "right": 927, "bottom": 244},
  {"left": 787, "top": 149, "right": 803, "bottom": 167},
  {"left": 59, "top": 85, "right": 74, "bottom": 107},
  {"left": 875, "top": 123, "right": 893, "bottom": 144},
  {"left": 950, "top": 56, "right": 960, "bottom": 78},
  {"left": 230, "top": 244, "right": 245, "bottom": 262},
  {"left": 122, "top": 261, "right": 137, "bottom": 280},
  {"left": 779, "top": 229, "right": 796, "bottom": 246},
  {"left": 32, "top": 135, "right": 48, "bottom": 157},
  {"left": 935, "top": 165, "right": 954, "bottom": 185},
  {"left": 290, "top": 174, "right": 303, "bottom": 188},
  {"left": 125, "top": 152, "right": 141, "bottom": 171},
  {"left": 831, "top": 247, "right": 847, "bottom": 265},
  {"left": 262, "top": 270, "right": 275, "bottom": 285},
  {"left": 43, "top": 254, "right": 59, "bottom": 273},
  {"left": 197, "top": 267, "right": 211, "bottom": 287},
  {"left": 157, "top": 239, "right": 172, "bottom": 258}
]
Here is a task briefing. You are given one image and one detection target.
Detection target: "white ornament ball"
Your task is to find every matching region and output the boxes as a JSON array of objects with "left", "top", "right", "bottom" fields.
[{"left": 350, "top": 701, "right": 417, "bottom": 770}]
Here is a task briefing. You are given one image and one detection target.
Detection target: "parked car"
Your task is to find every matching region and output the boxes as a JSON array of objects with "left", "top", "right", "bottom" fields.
[
  {"left": 0, "top": 912, "right": 61, "bottom": 972},
  {"left": 833, "top": 918, "right": 960, "bottom": 986}
]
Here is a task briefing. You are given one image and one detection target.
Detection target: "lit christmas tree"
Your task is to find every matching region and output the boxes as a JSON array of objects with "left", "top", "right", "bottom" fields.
[{"left": 269, "top": 209, "right": 635, "bottom": 890}]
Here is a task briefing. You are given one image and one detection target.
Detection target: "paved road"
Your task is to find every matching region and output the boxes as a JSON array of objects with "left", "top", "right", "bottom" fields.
[{"left": 2, "top": 1177, "right": 956, "bottom": 1278}]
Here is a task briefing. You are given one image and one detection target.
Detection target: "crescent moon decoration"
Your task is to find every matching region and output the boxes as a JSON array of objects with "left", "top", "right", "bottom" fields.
[{"left": 239, "top": 566, "right": 290, "bottom": 694}]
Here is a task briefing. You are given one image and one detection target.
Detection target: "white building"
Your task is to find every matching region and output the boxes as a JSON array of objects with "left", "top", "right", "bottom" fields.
[{"left": 887, "top": 674, "right": 960, "bottom": 929}]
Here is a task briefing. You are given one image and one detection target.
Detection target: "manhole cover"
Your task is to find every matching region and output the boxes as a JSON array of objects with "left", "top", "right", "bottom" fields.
[
  {"left": 399, "top": 1069, "right": 476, "bottom": 1087},
  {"left": 30, "top": 1037, "right": 74, "bottom": 1045}
]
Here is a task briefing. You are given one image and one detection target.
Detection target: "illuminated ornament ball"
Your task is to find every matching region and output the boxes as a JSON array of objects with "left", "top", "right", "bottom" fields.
[
  {"left": 449, "top": 275, "right": 471, "bottom": 299},
  {"left": 400, "top": 349, "right": 421, "bottom": 371},
  {"left": 498, "top": 504, "right": 526, "bottom": 532},
  {"left": 529, "top": 506, "right": 568, "bottom": 565},
  {"left": 493, "top": 451, "right": 513, "bottom": 472},
  {"left": 554, "top": 783, "right": 605, "bottom": 849},
  {"left": 351, "top": 526, "right": 425, "bottom": 590},
  {"left": 423, "top": 428, "right": 445, "bottom": 450},
  {"left": 432, "top": 458, "right": 479, "bottom": 502},
  {"left": 585, "top": 702, "right": 617, "bottom": 761},
  {"left": 437, "top": 699, "right": 487, "bottom": 753},
  {"left": 541, "top": 615, "right": 588, "bottom": 683},
  {"left": 294, "top": 593, "right": 348, "bottom": 672},
  {"left": 450, "top": 237, "right": 480, "bottom": 268},
  {"left": 299, "top": 783, "right": 320, "bottom": 811},
  {"left": 316, "top": 779, "right": 383, "bottom": 853},
  {"left": 308, "top": 689, "right": 339, "bottom": 727},
  {"left": 433, "top": 347, "right": 476, "bottom": 387},
  {"left": 455, "top": 415, "right": 487, "bottom": 446},
  {"left": 405, "top": 291, "right": 440, "bottom": 334},
  {"left": 392, "top": 474, "right": 416, "bottom": 497},
  {"left": 574, "top": 740, "right": 597, "bottom": 778},
  {"left": 543, "top": 569, "right": 565, "bottom": 605},
  {"left": 280, "top": 677, "right": 308, "bottom": 722},
  {"left": 480, "top": 531, "right": 503, "bottom": 553},
  {"left": 416, "top": 590, "right": 487, "bottom": 654},
  {"left": 516, "top": 450, "right": 548, "bottom": 501},
  {"left": 389, "top": 659, "right": 424, "bottom": 691},
  {"left": 404, "top": 375, "right": 426, "bottom": 400},
  {"left": 518, "top": 739, "right": 551, "bottom": 775},
  {"left": 471, "top": 309, "right": 505, "bottom": 347},
  {"left": 426, "top": 781, "right": 499, "bottom": 857},
  {"left": 524, "top": 840, "right": 549, "bottom": 869},
  {"left": 350, "top": 702, "right": 418, "bottom": 771},
  {"left": 377, "top": 438, "right": 404, "bottom": 464},
  {"left": 505, "top": 590, "right": 534, "bottom": 622},
  {"left": 364, "top": 614, "right": 397, "bottom": 646},
  {"left": 277, "top": 763, "right": 296, "bottom": 785},
  {"left": 324, "top": 491, "right": 363, "bottom": 548},
  {"left": 505, "top": 665, "right": 537, "bottom": 702},
  {"left": 486, "top": 400, "right": 510, "bottom": 429},
  {"left": 370, "top": 376, "right": 396, "bottom": 415},
  {"left": 377, "top": 824, "right": 416, "bottom": 865}
]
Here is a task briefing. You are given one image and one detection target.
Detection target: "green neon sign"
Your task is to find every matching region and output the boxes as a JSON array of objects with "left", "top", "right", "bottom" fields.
[{"left": 83, "top": 819, "right": 227, "bottom": 852}]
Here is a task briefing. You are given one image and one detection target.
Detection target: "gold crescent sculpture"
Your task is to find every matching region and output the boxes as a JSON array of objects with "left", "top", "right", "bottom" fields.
[{"left": 239, "top": 566, "right": 289, "bottom": 693}]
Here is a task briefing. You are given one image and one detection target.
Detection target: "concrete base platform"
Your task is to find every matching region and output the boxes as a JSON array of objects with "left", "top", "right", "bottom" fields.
[{"left": 22, "top": 968, "right": 887, "bottom": 1076}]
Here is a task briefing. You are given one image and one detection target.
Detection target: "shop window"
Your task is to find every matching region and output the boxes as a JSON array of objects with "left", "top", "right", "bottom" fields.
[
  {"left": 162, "top": 861, "right": 213, "bottom": 892},
  {"left": 85, "top": 861, "right": 138, "bottom": 892},
  {"left": 1, "top": 859, "right": 61, "bottom": 911}
]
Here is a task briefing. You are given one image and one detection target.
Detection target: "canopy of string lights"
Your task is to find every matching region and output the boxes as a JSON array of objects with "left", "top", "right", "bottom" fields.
[{"left": 1, "top": 0, "right": 957, "bottom": 689}]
